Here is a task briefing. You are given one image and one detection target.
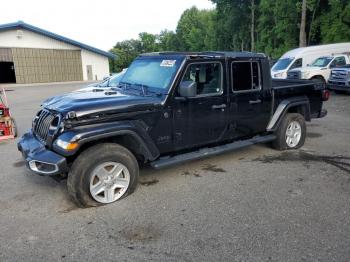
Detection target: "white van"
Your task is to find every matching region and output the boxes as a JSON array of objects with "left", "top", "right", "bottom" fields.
[
  {"left": 271, "top": 42, "right": 350, "bottom": 79},
  {"left": 287, "top": 54, "right": 350, "bottom": 83}
]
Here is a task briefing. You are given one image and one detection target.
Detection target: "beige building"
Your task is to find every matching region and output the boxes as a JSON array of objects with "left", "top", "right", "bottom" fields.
[{"left": 0, "top": 21, "right": 116, "bottom": 84}]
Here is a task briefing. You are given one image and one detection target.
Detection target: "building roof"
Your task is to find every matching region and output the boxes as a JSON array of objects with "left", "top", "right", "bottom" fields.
[{"left": 0, "top": 21, "right": 116, "bottom": 59}]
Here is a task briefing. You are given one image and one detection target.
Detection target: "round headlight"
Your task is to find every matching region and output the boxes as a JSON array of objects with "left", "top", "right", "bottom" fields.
[{"left": 49, "top": 115, "right": 62, "bottom": 132}]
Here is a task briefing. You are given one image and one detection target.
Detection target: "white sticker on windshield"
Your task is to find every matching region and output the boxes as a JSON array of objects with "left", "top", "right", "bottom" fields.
[{"left": 160, "top": 60, "right": 176, "bottom": 67}]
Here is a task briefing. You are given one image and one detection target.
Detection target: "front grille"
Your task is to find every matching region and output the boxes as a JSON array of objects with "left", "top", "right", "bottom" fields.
[
  {"left": 33, "top": 109, "right": 55, "bottom": 142},
  {"left": 287, "top": 71, "right": 301, "bottom": 79},
  {"left": 330, "top": 70, "right": 348, "bottom": 81}
]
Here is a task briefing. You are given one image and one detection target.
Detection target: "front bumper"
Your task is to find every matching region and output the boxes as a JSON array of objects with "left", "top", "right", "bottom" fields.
[
  {"left": 17, "top": 131, "right": 68, "bottom": 176},
  {"left": 327, "top": 82, "right": 350, "bottom": 92}
]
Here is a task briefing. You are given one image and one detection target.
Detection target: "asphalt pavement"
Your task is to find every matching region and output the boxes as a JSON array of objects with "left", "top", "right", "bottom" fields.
[{"left": 0, "top": 82, "right": 349, "bottom": 262}]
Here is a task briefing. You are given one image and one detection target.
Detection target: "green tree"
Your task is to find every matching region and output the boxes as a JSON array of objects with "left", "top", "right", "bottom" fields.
[
  {"left": 157, "top": 30, "right": 179, "bottom": 51},
  {"left": 319, "top": 0, "right": 350, "bottom": 43},
  {"left": 138, "top": 32, "right": 159, "bottom": 52},
  {"left": 256, "top": 0, "right": 299, "bottom": 58},
  {"left": 176, "top": 6, "right": 216, "bottom": 51},
  {"left": 109, "top": 39, "right": 141, "bottom": 72}
]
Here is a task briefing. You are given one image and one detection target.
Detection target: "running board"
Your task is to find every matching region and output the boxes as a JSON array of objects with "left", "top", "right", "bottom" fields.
[{"left": 150, "top": 134, "right": 276, "bottom": 169}]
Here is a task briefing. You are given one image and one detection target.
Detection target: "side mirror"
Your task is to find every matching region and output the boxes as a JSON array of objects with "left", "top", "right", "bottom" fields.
[{"left": 179, "top": 81, "right": 197, "bottom": 97}]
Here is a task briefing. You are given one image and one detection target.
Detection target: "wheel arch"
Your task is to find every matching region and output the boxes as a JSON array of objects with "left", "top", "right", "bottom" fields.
[
  {"left": 76, "top": 131, "right": 158, "bottom": 163},
  {"left": 55, "top": 121, "right": 160, "bottom": 163},
  {"left": 311, "top": 75, "right": 326, "bottom": 83},
  {"left": 267, "top": 96, "right": 310, "bottom": 132}
]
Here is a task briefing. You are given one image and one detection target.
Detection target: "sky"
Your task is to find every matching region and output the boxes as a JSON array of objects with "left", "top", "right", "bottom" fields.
[{"left": 1, "top": 0, "right": 215, "bottom": 52}]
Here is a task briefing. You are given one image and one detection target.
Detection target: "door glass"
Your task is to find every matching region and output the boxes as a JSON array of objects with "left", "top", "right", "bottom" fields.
[
  {"left": 333, "top": 57, "right": 346, "bottom": 67},
  {"left": 232, "top": 61, "right": 261, "bottom": 92},
  {"left": 181, "top": 62, "right": 222, "bottom": 96},
  {"left": 290, "top": 58, "right": 302, "bottom": 69}
]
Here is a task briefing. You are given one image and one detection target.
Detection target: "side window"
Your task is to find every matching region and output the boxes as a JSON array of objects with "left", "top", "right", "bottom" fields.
[
  {"left": 231, "top": 61, "right": 261, "bottom": 92},
  {"left": 332, "top": 56, "right": 346, "bottom": 67},
  {"left": 180, "top": 62, "right": 223, "bottom": 96},
  {"left": 290, "top": 58, "right": 303, "bottom": 70}
]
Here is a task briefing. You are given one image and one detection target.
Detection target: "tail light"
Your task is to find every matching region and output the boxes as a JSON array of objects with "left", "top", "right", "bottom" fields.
[{"left": 322, "top": 89, "right": 330, "bottom": 101}]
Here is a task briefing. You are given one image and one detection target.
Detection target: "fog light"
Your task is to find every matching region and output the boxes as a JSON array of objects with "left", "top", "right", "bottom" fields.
[
  {"left": 29, "top": 160, "right": 58, "bottom": 173},
  {"left": 29, "top": 160, "right": 37, "bottom": 170}
]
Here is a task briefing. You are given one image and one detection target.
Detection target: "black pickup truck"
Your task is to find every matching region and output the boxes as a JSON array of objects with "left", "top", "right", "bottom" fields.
[{"left": 18, "top": 52, "right": 329, "bottom": 207}]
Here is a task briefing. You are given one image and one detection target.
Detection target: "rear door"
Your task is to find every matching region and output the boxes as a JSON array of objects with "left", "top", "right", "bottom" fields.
[
  {"left": 172, "top": 59, "right": 228, "bottom": 150},
  {"left": 229, "top": 59, "right": 271, "bottom": 138}
]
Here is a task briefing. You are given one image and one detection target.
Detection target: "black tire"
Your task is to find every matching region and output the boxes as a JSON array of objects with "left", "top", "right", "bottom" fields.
[
  {"left": 272, "top": 113, "right": 306, "bottom": 150},
  {"left": 311, "top": 76, "right": 325, "bottom": 84},
  {"left": 67, "top": 143, "right": 139, "bottom": 207}
]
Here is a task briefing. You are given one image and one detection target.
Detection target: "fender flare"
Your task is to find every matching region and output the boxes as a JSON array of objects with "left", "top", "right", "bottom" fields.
[
  {"left": 53, "top": 121, "right": 160, "bottom": 161},
  {"left": 267, "top": 96, "right": 311, "bottom": 131}
]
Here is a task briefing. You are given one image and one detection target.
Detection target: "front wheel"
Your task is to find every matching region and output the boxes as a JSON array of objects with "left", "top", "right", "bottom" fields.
[
  {"left": 67, "top": 143, "right": 139, "bottom": 207},
  {"left": 311, "top": 76, "right": 325, "bottom": 84},
  {"left": 272, "top": 113, "right": 306, "bottom": 150}
]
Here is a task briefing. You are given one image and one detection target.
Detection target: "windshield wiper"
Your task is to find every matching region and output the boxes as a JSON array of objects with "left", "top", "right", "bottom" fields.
[
  {"left": 118, "top": 82, "right": 132, "bottom": 91},
  {"left": 131, "top": 83, "right": 149, "bottom": 96},
  {"left": 118, "top": 82, "right": 162, "bottom": 97}
]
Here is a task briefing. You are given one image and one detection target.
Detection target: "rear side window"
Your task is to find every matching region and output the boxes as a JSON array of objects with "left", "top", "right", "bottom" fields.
[{"left": 231, "top": 61, "right": 261, "bottom": 92}]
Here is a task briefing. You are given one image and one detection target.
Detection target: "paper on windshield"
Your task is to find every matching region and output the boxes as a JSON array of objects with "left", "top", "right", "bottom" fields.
[{"left": 160, "top": 60, "right": 176, "bottom": 67}]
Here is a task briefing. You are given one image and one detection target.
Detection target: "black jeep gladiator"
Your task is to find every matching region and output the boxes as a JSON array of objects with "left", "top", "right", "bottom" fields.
[{"left": 18, "top": 52, "right": 329, "bottom": 207}]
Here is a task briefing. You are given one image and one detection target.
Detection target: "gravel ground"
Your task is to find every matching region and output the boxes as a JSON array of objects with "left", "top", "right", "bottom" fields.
[{"left": 0, "top": 83, "right": 349, "bottom": 262}]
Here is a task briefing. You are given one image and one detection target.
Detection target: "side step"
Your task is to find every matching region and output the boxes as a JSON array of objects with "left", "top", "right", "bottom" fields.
[{"left": 150, "top": 134, "right": 276, "bottom": 169}]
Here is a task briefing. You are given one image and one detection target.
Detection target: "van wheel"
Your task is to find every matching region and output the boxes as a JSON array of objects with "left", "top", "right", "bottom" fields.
[
  {"left": 67, "top": 143, "right": 139, "bottom": 207},
  {"left": 272, "top": 113, "right": 306, "bottom": 150}
]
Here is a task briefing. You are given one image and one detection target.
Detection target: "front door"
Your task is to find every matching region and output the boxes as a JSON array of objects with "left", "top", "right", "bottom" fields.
[
  {"left": 229, "top": 60, "right": 271, "bottom": 138},
  {"left": 86, "top": 65, "right": 93, "bottom": 81},
  {"left": 172, "top": 60, "right": 228, "bottom": 150}
]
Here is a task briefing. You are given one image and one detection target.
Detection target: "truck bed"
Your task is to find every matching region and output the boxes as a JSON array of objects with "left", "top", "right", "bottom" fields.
[{"left": 271, "top": 79, "right": 325, "bottom": 119}]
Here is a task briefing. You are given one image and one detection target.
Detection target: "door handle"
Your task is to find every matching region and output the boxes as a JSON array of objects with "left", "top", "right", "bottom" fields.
[
  {"left": 212, "top": 104, "right": 227, "bottom": 110},
  {"left": 249, "top": 99, "right": 261, "bottom": 105}
]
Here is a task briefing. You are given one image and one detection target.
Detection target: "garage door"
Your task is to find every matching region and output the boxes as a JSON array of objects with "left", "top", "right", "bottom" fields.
[{"left": 12, "top": 48, "right": 83, "bottom": 84}]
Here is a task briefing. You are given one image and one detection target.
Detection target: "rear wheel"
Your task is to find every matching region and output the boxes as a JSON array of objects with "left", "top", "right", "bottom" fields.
[
  {"left": 272, "top": 113, "right": 306, "bottom": 150},
  {"left": 67, "top": 143, "right": 139, "bottom": 207}
]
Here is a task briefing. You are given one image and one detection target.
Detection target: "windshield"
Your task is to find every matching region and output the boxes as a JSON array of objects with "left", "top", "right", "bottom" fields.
[
  {"left": 272, "top": 58, "right": 294, "bottom": 71},
  {"left": 120, "top": 57, "right": 182, "bottom": 92},
  {"left": 311, "top": 57, "right": 333, "bottom": 67},
  {"left": 108, "top": 72, "right": 125, "bottom": 87}
]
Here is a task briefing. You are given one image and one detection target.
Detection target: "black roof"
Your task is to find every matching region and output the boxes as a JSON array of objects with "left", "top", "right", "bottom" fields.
[{"left": 140, "top": 51, "right": 266, "bottom": 58}]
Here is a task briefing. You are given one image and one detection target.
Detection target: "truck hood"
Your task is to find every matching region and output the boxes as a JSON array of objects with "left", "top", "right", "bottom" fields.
[{"left": 43, "top": 89, "right": 164, "bottom": 118}]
